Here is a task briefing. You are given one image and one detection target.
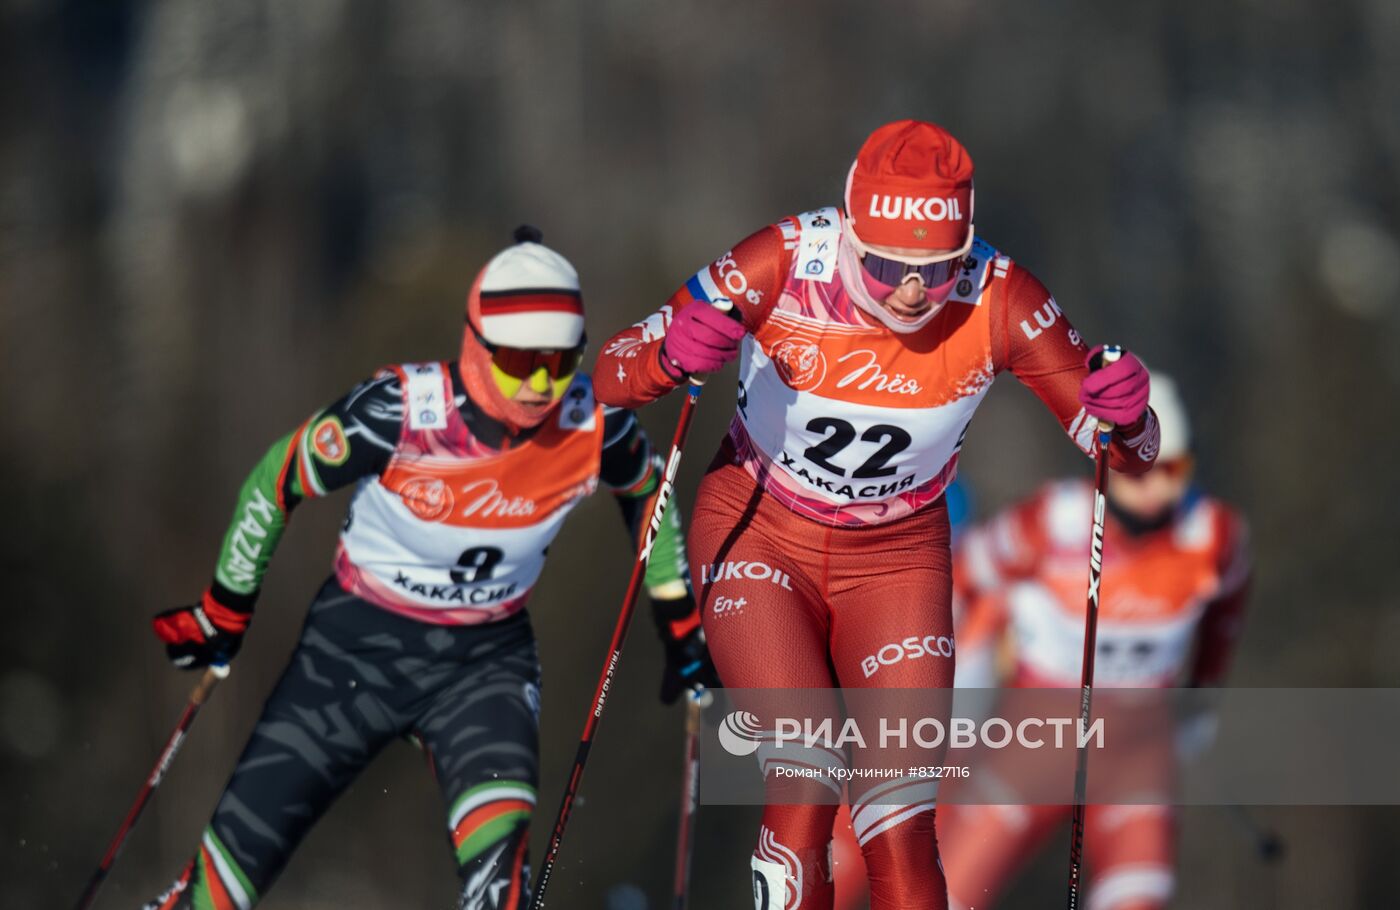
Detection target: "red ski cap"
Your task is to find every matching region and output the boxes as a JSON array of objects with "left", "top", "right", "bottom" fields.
[{"left": 844, "top": 120, "right": 974, "bottom": 261}]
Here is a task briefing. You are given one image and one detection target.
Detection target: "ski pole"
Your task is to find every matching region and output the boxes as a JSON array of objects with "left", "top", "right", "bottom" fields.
[
  {"left": 531, "top": 302, "right": 731, "bottom": 908},
  {"left": 75, "top": 662, "right": 230, "bottom": 910},
  {"left": 1066, "top": 345, "right": 1120, "bottom": 910},
  {"left": 672, "top": 689, "right": 709, "bottom": 909}
]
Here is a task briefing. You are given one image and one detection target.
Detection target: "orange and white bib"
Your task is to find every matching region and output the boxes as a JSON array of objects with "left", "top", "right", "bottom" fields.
[
  {"left": 335, "top": 362, "right": 603, "bottom": 624},
  {"left": 731, "top": 206, "right": 1009, "bottom": 526},
  {"left": 1007, "top": 482, "right": 1235, "bottom": 687}
]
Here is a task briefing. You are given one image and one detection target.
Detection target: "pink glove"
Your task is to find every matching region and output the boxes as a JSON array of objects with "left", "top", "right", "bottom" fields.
[
  {"left": 1078, "top": 345, "right": 1150, "bottom": 426},
  {"left": 659, "top": 300, "right": 746, "bottom": 379}
]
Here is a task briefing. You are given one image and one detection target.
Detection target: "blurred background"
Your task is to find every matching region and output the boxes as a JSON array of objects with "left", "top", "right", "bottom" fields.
[{"left": 3, "top": 0, "right": 1399, "bottom": 907}]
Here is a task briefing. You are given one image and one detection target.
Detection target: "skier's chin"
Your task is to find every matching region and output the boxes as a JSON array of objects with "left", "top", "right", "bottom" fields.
[{"left": 883, "top": 301, "right": 933, "bottom": 323}]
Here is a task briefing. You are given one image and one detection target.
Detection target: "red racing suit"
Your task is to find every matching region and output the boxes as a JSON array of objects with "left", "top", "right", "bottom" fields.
[
  {"left": 935, "top": 479, "right": 1250, "bottom": 910},
  {"left": 594, "top": 207, "right": 1159, "bottom": 910},
  {"left": 952, "top": 479, "right": 1250, "bottom": 690}
]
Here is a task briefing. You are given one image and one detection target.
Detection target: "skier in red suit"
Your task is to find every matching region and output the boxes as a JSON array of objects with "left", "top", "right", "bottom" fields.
[{"left": 595, "top": 120, "right": 1159, "bottom": 909}]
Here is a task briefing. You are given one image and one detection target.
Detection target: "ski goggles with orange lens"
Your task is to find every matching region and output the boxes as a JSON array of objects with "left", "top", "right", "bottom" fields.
[
  {"left": 469, "top": 321, "right": 586, "bottom": 398},
  {"left": 1117, "top": 455, "right": 1194, "bottom": 482},
  {"left": 1151, "top": 455, "right": 1194, "bottom": 478}
]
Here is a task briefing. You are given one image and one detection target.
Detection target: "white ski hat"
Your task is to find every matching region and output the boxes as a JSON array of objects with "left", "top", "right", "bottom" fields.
[
  {"left": 470, "top": 225, "right": 585, "bottom": 350},
  {"left": 1150, "top": 372, "right": 1191, "bottom": 461}
]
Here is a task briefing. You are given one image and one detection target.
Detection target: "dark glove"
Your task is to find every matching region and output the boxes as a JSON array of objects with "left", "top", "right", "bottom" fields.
[
  {"left": 653, "top": 593, "right": 722, "bottom": 705},
  {"left": 152, "top": 590, "right": 252, "bottom": 669}
]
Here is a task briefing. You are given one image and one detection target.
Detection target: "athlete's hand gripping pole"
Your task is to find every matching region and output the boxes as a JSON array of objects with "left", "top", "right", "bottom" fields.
[
  {"left": 1066, "top": 345, "right": 1120, "bottom": 910},
  {"left": 671, "top": 688, "right": 710, "bottom": 909},
  {"left": 74, "top": 663, "right": 230, "bottom": 910},
  {"left": 531, "top": 302, "right": 733, "bottom": 909}
]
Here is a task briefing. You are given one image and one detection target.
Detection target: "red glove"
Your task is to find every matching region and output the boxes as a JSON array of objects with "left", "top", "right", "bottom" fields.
[
  {"left": 658, "top": 300, "right": 746, "bottom": 380},
  {"left": 1079, "top": 346, "right": 1150, "bottom": 426},
  {"left": 152, "top": 590, "right": 252, "bottom": 669}
]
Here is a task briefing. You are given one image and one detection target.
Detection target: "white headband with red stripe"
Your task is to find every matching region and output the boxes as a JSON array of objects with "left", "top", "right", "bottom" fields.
[{"left": 475, "top": 242, "right": 585, "bottom": 349}]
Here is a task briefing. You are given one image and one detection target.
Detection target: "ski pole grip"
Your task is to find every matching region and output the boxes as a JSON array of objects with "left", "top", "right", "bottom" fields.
[
  {"left": 1090, "top": 345, "right": 1123, "bottom": 433},
  {"left": 191, "top": 663, "right": 230, "bottom": 706},
  {"left": 1090, "top": 345, "right": 1123, "bottom": 370},
  {"left": 687, "top": 299, "right": 736, "bottom": 389}
]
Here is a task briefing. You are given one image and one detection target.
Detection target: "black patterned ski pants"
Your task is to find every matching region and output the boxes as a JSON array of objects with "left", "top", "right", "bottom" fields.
[{"left": 145, "top": 579, "right": 541, "bottom": 910}]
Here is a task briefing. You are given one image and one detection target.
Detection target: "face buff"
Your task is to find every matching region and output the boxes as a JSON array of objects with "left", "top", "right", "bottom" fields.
[{"left": 837, "top": 232, "right": 949, "bottom": 334}]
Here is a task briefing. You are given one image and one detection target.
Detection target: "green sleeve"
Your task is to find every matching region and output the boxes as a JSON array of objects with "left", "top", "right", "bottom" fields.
[
  {"left": 207, "top": 370, "right": 403, "bottom": 606},
  {"left": 599, "top": 408, "right": 691, "bottom": 597},
  {"left": 637, "top": 471, "right": 689, "bottom": 596},
  {"left": 211, "top": 431, "right": 304, "bottom": 600}
]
